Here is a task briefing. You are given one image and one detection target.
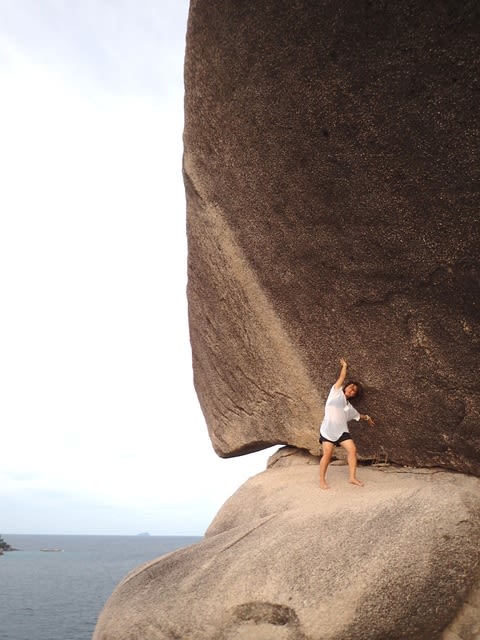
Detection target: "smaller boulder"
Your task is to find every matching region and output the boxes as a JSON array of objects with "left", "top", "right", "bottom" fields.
[{"left": 93, "top": 462, "right": 480, "bottom": 640}]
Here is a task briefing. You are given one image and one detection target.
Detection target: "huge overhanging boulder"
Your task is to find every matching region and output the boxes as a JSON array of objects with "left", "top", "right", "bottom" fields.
[{"left": 184, "top": 1, "right": 480, "bottom": 474}]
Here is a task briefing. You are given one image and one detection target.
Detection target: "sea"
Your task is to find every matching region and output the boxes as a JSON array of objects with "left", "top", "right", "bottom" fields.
[{"left": 0, "top": 534, "right": 202, "bottom": 640}]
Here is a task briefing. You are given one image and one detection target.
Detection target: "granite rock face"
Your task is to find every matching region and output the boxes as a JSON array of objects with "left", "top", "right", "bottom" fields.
[
  {"left": 93, "top": 458, "right": 480, "bottom": 640},
  {"left": 185, "top": 1, "right": 480, "bottom": 473}
]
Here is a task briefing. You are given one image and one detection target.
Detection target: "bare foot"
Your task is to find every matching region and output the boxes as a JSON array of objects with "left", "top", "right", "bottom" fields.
[
  {"left": 319, "top": 481, "right": 330, "bottom": 490},
  {"left": 349, "top": 478, "right": 364, "bottom": 487}
]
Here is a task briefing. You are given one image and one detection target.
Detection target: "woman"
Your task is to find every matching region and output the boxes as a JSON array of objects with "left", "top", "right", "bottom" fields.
[{"left": 319, "top": 358, "right": 375, "bottom": 489}]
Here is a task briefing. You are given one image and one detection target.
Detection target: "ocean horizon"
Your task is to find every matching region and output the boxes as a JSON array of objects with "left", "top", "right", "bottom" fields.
[{"left": 0, "top": 533, "right": 202, "bottom": 640}]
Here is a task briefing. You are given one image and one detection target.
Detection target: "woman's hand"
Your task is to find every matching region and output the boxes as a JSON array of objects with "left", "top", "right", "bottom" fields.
[
  {"left": 339, "top": 357, "right": 348, "bottom": 368},
  {"left": 362, "top": 414, "right": 375, "bottom": 426}
]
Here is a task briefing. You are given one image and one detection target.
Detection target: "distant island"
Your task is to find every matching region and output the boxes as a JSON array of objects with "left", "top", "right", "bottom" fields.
[
  {"left": 136, "top": 532, "right": 151, "bottom": 537},
  {"left": 0, "top": 535, "right": 15, "bottom": 554}
]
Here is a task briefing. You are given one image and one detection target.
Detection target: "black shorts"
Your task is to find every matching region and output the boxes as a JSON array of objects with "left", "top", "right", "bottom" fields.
[{"left": 319, "top": 432, "right": 352, "bottom": 446}]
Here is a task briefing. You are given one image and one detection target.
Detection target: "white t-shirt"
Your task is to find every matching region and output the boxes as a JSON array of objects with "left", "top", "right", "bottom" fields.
[{"left": 320, "top": 385, "right": 360, "bottom": 441}]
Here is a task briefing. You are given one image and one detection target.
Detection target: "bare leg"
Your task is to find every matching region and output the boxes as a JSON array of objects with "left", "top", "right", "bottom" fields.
[
  {"left": 319, "top": 441, "right": 335, "bottom": 489},
  {"left": 339, "top": 439, "right": 363, "bottom": 486}
]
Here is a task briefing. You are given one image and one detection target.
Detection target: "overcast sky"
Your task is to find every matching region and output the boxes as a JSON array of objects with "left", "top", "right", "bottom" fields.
[{"left": 0, "top": 0, "right": 274, "bottom": 536}]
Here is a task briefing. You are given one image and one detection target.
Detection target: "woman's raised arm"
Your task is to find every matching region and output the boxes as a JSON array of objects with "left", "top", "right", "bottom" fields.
[{"left": 334, "top": 358, "right": 348, "bottom": 389}]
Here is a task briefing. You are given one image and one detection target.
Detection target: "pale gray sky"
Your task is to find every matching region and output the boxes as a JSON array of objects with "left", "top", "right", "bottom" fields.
[{"left": 0, "top": 0, "right": 274, "bottom": 536}]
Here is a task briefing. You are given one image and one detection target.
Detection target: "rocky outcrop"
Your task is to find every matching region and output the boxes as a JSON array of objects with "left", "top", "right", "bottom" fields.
[
  {"left": 93, "top": 454, "right": 480, "bottom": 640},
  {"left": 93, "top": 3, "right": 480, "bottom": 637},
  {"left": 184, "top": 0, "right": 480, "bottom": 473}
]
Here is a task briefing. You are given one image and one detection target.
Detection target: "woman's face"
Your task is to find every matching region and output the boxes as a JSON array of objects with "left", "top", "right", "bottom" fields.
[{"left": 344, "top": 383, "right": 358, "bottom": 399}]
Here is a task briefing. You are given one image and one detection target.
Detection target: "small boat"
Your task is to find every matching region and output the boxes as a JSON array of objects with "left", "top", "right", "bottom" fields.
[{"left": 40, "top": 547, "right": 64, "bottom": 552}]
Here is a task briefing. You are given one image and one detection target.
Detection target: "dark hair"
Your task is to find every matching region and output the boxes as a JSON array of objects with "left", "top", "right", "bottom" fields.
[{"left": 343, "top": 380, "right": 363, "bottom": 400}]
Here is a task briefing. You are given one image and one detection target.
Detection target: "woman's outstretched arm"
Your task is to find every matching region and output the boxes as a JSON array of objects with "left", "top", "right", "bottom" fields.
[{"left": 334, "top": 358, "right": 348, "bottom": 389}]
